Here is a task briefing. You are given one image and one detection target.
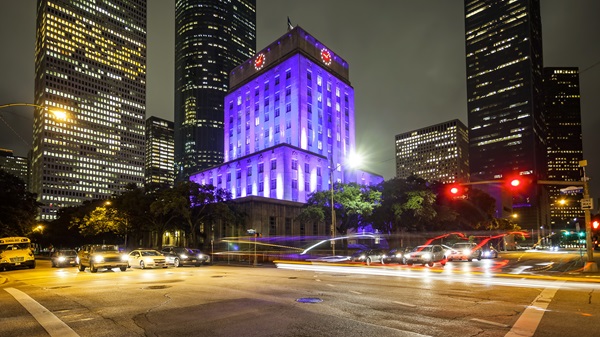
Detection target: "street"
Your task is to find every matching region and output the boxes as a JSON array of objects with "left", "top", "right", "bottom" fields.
[{"left": 1, "top": 252, "right": 600, "bottom": 337}]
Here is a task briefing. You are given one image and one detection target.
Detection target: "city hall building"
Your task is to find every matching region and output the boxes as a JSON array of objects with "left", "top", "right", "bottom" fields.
[{"left": 190, "top": 27, "right": 382, "bottom": 239}]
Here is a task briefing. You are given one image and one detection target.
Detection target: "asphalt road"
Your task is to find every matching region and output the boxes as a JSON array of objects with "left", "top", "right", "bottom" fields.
[{"left": 1, "top": 252, "right": 600, "bottom": 337}]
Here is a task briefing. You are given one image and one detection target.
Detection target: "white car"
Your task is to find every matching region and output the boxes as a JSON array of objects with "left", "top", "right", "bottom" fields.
[{"left": 128, "top": 249, "right": 168, "bottom": 269}]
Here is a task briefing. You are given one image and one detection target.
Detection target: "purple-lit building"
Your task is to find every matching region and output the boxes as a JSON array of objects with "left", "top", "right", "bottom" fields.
[
  {"left": 186, "top": 27, "right": 382, "bottom": 246},
  {"left": 190, "top": 27, "right": 382, "bottom": 205}
]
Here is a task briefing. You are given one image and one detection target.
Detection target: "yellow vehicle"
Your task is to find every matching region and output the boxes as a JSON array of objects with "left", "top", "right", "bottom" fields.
[{"left": 0, "top": 237, "right": 36, "bottom": 270}]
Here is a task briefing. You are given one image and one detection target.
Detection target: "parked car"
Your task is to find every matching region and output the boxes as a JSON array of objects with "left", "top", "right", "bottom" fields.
[
  {"left": 51, "top": 249, "right": 78, "bottom": 267},
  {"left": 77, "top": 244, "right": 128, "bottom": 273},
  {"left": 160, "top": 246, "right": 210, "bottom": 267},
  {"left": 404, "top": 245, "right": 447, "bottom": 267},
  {"left": 447, "top": 242, "right": 482, "bottom": 262},
  {"left": 481, "top": 245, "right": 499, "bottom": 258},
  {"left": 127, "top": 249, "right": 168, "bottom": 269},
  {"left": 351, "top": 249, "right": 387, "bottom": 265}
]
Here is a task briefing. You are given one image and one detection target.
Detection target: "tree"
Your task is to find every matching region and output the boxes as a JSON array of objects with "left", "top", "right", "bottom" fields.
[
  {"left": 0, "top": 170, "right": 41, "bottom": 237},
  {"left": 369, "top": 177, "right": 443, "bottom": 248},
  {"left": 298, "top": 182, "right": 381, "bottom": 251}
]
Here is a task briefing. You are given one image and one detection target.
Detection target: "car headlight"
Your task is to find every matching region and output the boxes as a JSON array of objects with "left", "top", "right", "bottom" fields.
[
  {"left": 58, "top": 256, "right": 66, "bottom": 262},
  {"left": 180, "top": 254, "right": 188, "bottom": 259},
  {"left": 463, "top": 249, "right": 471, "bottom": 255},
  {"left": 197, "top": 254, "right": 204, "bottom": 259},
  {"left": 395, "top": 253, "right": 402, "bottom": 258},
  {"left": 93, "top": 255, "right": 104, "bottom": 263},
  {"left": 422, "top": 253, "right": 431, "bottom": 260},
  {"left": 359, "top": 255, "right": 366, "bottom": 260},
  {"left": 144, "top": 258, "right": 154, "bottom": 263},
  {"left": 121, "top": 254, "right": 129, "bottom": 261}
]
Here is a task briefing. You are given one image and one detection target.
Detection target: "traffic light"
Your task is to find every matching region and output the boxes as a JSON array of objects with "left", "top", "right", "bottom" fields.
[
  {"left": 592, "top": 214, "right": 600, "bottom": 230},
  {"left": 447, "top": 184, "right": 466, "bottom": 199}
]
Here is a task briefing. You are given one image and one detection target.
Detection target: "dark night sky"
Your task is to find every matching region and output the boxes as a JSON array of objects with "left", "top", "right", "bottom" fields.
[{"left": 1, "top": 1, "right": 599, "bottom": 197}]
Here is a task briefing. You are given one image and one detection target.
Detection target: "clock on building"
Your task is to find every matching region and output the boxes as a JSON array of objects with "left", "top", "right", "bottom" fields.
[
  {"left": 320, "top": 48, "right": 332, "bottom": 66},
  {"left": 254, "top": 53, "right": 265, "bottom": 70}
]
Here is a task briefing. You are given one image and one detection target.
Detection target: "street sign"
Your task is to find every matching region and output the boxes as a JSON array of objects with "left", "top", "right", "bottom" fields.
[
  {"left": 560, "top": 186, "right": 584, "bottom": 194},
  {"left": 246, "top": 229, "right": 256, "bottom": 234},
  {"left": 581, "top": 198, "right": 593, "bottom": 210}
]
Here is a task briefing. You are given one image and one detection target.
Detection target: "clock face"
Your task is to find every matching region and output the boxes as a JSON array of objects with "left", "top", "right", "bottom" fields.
[
  {"left": 320, "top": 48, "right": 332, "bottom": 66},
  {"left": 254, "top": 53, "right": 265, "bottom": 70}
]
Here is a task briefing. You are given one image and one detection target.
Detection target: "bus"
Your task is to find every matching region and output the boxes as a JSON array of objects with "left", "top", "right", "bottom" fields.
[{"left": 0, "top": 237, "right": 36, "bottom": 270}]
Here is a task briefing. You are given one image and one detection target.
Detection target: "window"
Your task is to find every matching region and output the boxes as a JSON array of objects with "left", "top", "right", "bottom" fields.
[
  {"left": 264, "top": 111, "right": 270, "bottom": 122},
  {"left": 264, "top": 129, "right": 270, "bottom": 138},
  {"left": 236, "top": 170, "right": 241, "bottom": 179},
  {"left": 269, "top": 216, "right": 276, "bottom": 235},
  {"left": 285, "top": 87, "right": 291, "bottom": 96},
  {"left": 275, "top": 125, "right": 280, "bottom": 133},
  {"left": 307, "top": 71, "right": 312, "bottom": 81},
  {"left": 247, "top": 167, "right": 252, "bottom": 176},
  {"left": 286, "top": 104, "right": 291, "bottom": 113},
  {"left": 258, "top": 163, "right": 264, "bottom": 173},
  {"left": 226, "top": 173, "right": 231, "bottom": 182},
  {"left": 291, "top": 159, "right": 298, "bottom": 170},
  {"left": 285, "top": 69, "right": 291, "bottom": 79},
  {"left": 270, "top": 159, "right": 277, "bottom": 170},
  {"left": 304, "top": 163, "right": 310, "bottom": 172},
  {"left": 270, "top": 178, "right": 277, "bottom": 190},
  {"left": 275, "top": 76, "right": 280, "bottom": 85},
  {"left": 292, "top": 179, "right": 298, "bottom": 189},
  {"left": 317, "top": 167, "right": 321, "bottom": 176},
  {"left": 275, "top": 108, "right": 280, "bottom": 117}
]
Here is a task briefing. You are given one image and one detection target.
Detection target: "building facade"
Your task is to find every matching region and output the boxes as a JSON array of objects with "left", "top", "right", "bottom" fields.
[
  {"left": 33, "top": 0, "right": 146, "bottom": 220},
  {"left": 395, "top": 119, "right": 469, "bottom": 184},
  {"left": 543, "top": 67, "right": 584, "bottom": 231},
  {"left": 190, "top": 27, "right": 383, "bottom": 205},
  {"left": 145, "top": 117, "right": 175, "bottom": 188},
  {"left": 174, "top": 0, "right": 256, "bottom": 180},
  {"left": 0, "top": 148, "right": 29, "bottom": 187},
  {"left": 465, "top": 0, "right": 546, "bottom": 228}
]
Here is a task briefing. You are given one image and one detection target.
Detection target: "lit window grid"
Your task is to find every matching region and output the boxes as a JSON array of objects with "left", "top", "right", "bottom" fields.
[{"left": 33, "top": 0, "right": 147, "bottom": 219}]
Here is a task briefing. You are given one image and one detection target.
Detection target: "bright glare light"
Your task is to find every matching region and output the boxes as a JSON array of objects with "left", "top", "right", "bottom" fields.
[
  {"left": 450, "top": 187, "right": 459, "bottom": 194},
  {"left": 346, "top": 152, "right": 363, "bottom": 169},
  {"left": 510, "top": 179, "right": 520, "bottom": 187},
  {"left": 49, "top": 108, "right": 67, "bottom": 120}
]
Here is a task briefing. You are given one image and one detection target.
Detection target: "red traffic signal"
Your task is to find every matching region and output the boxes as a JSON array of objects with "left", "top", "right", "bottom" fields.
[
  {"left": 447, "top": 184, "right": 466, "bottom": 199},
  {"left": 592, "top": 214, "right": 600, "bottom": 230}
]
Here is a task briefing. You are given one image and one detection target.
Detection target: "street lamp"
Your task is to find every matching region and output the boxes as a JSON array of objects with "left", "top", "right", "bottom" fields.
[
  {"left": 0, "top": 103, "right": 67, "bottom": 148},
  {"left": 329, "top": 153, "right": 363, "bottom": 256},
  {"left": 0, "top": 103, "right": 67, "bottom": 119}
]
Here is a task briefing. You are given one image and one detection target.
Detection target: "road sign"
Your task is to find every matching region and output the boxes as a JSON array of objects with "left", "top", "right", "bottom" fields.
[
  {"left": 560, "top": 186, "right": 584, "bottom": 194},
  {"left": 581, "top": 198, "right": 593, "bottom": 210}
]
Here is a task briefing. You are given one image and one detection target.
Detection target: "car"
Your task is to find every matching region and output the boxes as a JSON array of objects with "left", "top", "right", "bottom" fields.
[
  {"left": 383, "top": 247, "right": 411, "bottom": 264},
  {"left": 404, "top": 245, "right": 447, "bottom": 267},
  {"left": 351, "top": 249, "right": 387, "bottom": 265},
  {"left": 51, "top": 249, "right": 78, "bottom": 267},
  {"left": 77, "top": 244, "right": 129, "bottom": 273},
  {"left": 127, "top": 249, "right": 168, "bottom": 269},
  {"left": 160, "top": 246, "right": 210, "bottom": 267},
  {"left": 447, "top": 242, "right": 482, "bottom": 262},
  {"left": 481, "top": 245, "right": 499, "bottom": 258}
]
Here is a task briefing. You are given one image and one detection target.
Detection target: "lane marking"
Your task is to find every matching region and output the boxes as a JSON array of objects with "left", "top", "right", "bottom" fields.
[
  {"left": 505, "top": 281, "right": 564, "bottom": 337},
  {"left": 349, "top": 290, "right": 362, "bottom": 295},
  {"left": 4, "top": 287, "right": 80, "bottom": 337},
  {"left": 393, "top": 300, "right": 417, "bottom": 308},
  {"left": 471, "top": 318, "right": 509, "bottom": 328}
]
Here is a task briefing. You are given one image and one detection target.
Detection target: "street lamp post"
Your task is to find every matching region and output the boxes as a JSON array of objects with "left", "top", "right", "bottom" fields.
[
  {"left": 329, "top": 153, "right": 363, "bottom": 256},
  {"left": 0, "top": 103, "right": 66, "bottom": 119}
]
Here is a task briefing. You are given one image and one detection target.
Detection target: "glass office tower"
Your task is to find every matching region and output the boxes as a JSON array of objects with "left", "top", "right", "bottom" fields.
[
  {"left": 465, "top": 0, "right": 546, "bottom": 229},
  {"left": 33, "top": 0, "right": 147, "bottom": 220},
  {"left": 145, "top": 116, "right": 175, "bottom": 188},
  {"left": 174, "top": 0, "right": 256, "bottom": 180},
  {"left": 544, "top": 67, "right": 584, "bottom": 231}
]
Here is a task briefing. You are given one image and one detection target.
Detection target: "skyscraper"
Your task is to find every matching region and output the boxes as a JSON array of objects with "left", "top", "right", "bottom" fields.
[
  {"left": 395, "top": 119, "right": 469, "bottom": 185},
  {"left": 174, "top": 0, "right": 256, "bottom": 180},
  {"left": 544, "top": 67, "right": 584, "bottom": 230},
  {"left": 0, "top": 148, "right": 29, "bottom": 187},
  {"left": 465, "top": 0, "right": 546, "bottom": 229},
  {"left": 33, "top": 0, "right": 146, "bottom": 220},
  {"left": 146, "top": 117, "right": 175, "bottom": 188},
  {"left": 190, "top": 26, "right": 382, "bottom": 203}
]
